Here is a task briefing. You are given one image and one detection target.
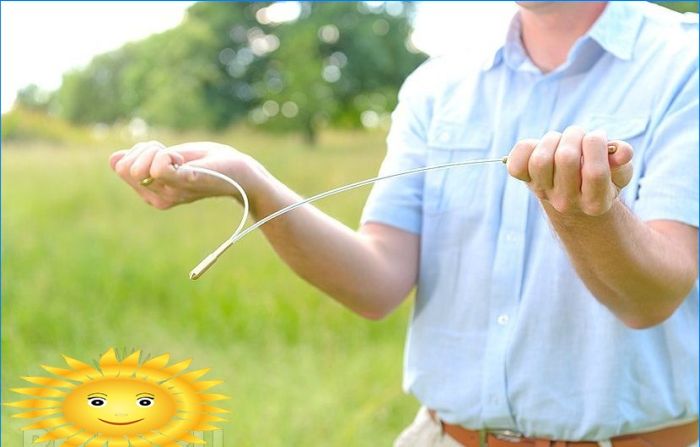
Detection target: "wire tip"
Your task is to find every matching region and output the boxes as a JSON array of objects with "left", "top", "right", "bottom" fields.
[{"left": 190, "top": 253, "right": 219, "bottom": 281}]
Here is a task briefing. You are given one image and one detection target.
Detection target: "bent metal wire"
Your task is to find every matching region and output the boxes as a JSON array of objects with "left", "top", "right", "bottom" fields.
[
  {"left": 183, "top": 156, "right": 507, "bottom": 280},
  {"left": 140, "top": 143, "right": 616, "bottom": 280}
]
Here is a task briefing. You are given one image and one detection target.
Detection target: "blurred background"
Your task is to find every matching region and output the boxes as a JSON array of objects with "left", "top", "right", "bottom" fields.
[{"left": 2, "top": 2, "right": 697, "bottom": 446}]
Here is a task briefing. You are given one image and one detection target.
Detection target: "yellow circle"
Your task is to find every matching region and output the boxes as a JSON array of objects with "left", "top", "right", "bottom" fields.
[{"left": 62, "top": 377, "right": 177, "bottom": 436}]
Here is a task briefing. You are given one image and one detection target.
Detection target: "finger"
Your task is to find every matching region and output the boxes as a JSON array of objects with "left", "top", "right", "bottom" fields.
[
  {"left": 109, "top": 150, "right": 128, "bottom": 171},
  {"left": 529, "top": 131, "right": 561, "bottom": 191},
  {"left": 129, "top": 146, "right": 162, "bottom": 182},
  {"left": 581, "top": 130, "right": 611, "bottom": 215},
  {"left": 507, "top": 138, "right": 539, "bottom": 182},
  {"left": 167, "top": 142, "right": 215, "bottom": 162},
  {"left": 608, "top": 140, "right": 634, "bottom": 170},
  {"left": 114, "top": 141, "right": 162, "bottom": 179},
  {"left": 553, "top": 126, "right": 585, "bottom": 205},
  {"left": 150, "top": 150, "right": 186, "bottom": 182},
  {"left": 118, "top": 141, "right": 153, "bottom": 165}
]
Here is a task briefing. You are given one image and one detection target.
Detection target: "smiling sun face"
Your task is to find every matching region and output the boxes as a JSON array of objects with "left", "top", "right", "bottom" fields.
[
  {"left": 6, "top": 348, "right": 228, "bottom": 447},
  {"left": 62, "top": 377, "right": 177, "bottom": 437}
]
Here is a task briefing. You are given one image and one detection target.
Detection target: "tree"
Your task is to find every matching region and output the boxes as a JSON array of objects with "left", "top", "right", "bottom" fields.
[{"left": 47, "top": 1, "right": 425, "bottom": 143}]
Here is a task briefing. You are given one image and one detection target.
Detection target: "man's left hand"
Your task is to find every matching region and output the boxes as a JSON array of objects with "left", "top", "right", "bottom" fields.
[{"left": 506, "top": 126, "right": 634, "bottom": 216}]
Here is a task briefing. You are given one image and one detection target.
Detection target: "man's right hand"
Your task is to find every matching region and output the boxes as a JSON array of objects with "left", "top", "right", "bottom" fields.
[
  {"left": 108, "top": 139, "right": 418, "bottom": 319},
  {"left": 109, "top": 141, "right": 262, "bottom": 209}
]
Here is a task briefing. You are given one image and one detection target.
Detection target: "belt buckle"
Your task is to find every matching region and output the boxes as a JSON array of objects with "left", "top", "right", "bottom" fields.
[{"left": 490, "top": 429, "right": 524, "bottom": 442}]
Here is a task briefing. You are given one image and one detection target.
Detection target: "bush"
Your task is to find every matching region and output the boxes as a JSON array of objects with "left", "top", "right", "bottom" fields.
[{"left": 1, "top": 108, "right": 95, "bottom": 145}]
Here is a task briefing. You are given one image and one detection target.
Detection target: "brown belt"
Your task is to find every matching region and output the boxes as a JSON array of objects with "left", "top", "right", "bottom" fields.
[{"left": 428, "top": 410, "right": 698, "bottom": 447}]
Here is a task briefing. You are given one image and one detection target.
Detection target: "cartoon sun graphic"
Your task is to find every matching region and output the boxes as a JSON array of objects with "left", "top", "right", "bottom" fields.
[{"left": 6, "top": 348, "right": 228, "bottom": 446}]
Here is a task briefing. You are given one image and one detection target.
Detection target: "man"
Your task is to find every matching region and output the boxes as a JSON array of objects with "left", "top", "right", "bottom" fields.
[{"left": 110, "top": 2, "right": 698, "bottom": 446}]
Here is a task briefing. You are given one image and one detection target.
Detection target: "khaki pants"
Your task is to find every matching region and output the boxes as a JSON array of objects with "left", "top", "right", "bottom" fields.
[{"left": 394, "top": 407, "right": 700, "bottom": 447}]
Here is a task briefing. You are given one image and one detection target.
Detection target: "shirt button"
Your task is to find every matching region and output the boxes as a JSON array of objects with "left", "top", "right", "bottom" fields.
[
  {"left": 497, "top": 314, "right": 510, "bottom": 325},
  {"left": 438, "top": 131, "right": 450, "bottom": 143},
  {"left": 505, "top": 231, "right": 518, "bottom": 242}
]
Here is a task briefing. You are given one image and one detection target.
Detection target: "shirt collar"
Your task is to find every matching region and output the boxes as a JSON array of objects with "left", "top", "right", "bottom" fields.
[
  {"left": 587, "top": 1, "right": 644, "bottom": 61},
  {"left": 482, "top": 2, "right": 645, "bottom": 72}
]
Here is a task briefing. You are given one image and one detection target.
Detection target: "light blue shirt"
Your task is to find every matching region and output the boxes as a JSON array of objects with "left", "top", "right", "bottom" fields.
[{"left": 361, "top": 2, "right": 698, "bottom": 441}]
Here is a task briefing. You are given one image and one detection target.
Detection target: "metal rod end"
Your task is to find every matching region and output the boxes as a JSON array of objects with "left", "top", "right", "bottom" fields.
[{"left": 189, "top": 253, "right": 219, "bottom": 280}]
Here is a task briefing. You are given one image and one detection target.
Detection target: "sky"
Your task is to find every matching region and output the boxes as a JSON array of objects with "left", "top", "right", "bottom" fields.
[{"left": 0, "top": 1, "right": 516, "bottom": 113}]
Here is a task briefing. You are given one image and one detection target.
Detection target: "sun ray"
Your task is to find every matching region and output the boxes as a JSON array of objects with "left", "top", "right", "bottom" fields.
[
  {"left": 179, "top": 432, "right": 206, "bottom": 444},
  {"left": 60, "top": 432, "right": 97, "bottom": 447},
  {"left": 62, "top": 355, "right": 96, "bottom": 372},
  {"left": 163, "top": 358, "right": 192, "bottom": 376},
  {"left": 11, "top": 408, "right": 62, "bottom": 419},
  {"left": 41, "top": 364, "right": 96, "bottom": 383},
  {"left": 191, "top": 380, "right": 223, "bottom": 392},
  {"left": 126, "top": 435, "right": 153, "bottom": 447},
  {"left": 21, "top": 416, "right": 68, "bottom": 431},
  {"left": 5, "top": 399, "right": 61, "bottom": 409},
  {"left": 141, "top": 353, "right": 170, "bottom": 370},
  {"left": 195, "top": 424, "right": 221, "bottom": 431},
  {"left": 120, "top": 350, "right": 141, "bottom": 371},
  {"left": 11, "top": 387, "right": 66, "bottom": 398},
  {"left": 83, "top": 434, "right": 108, "bottom": 447},
  {"left": 201, "top": 404, "right": 230, "bottom": 414},
  {"left": 22, "top": 376, "right": 75, "bottom": 388},
  {"left": 99, "top": 348, "right": 122, "bottom": 377},
  {"left": 35, "top": 424, "right": 82, "bottom": 443},
  {"left": 200, "top": 393, "right": 229, "bottom": 402},
  {"left": 102, "top": 436, "right": 129, "bottom": 447},
  {"left": 177, "top": 368, "right": 210, "bottom": 382}
]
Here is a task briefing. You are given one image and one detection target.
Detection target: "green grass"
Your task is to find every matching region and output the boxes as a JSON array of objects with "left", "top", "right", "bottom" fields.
[{"left": 1, "top": 128, "right": 418, "bottom": 446}]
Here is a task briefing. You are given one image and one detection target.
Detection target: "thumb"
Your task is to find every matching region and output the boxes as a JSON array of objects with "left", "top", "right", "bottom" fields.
[{"left": 609, "top": 140, "right": 634, "bottom": 188}]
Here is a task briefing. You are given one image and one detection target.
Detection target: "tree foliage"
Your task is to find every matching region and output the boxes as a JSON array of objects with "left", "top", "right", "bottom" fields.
[{"left": 48, "top": 2, "right": 426, "bottom": 143}]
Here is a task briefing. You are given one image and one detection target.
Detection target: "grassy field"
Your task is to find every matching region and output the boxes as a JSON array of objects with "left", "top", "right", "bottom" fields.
[{"left": 1, "top": 128, "right": 418, "bottom": 446}]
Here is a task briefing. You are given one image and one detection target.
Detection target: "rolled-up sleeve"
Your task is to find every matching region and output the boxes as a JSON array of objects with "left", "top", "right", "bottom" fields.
[
  {"left": 360, "top": 62, "right": 434, "bottom": 235},
  {"left": 634, "top": 64, "right": 699, "bottom": 228}
]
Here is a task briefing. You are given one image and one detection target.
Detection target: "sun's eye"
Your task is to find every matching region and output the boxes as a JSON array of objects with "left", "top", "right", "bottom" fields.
[
  {"left": 87, "top": 397, "right": 106, "bottom": 407},
  {"left": 137, "top": 397, "right": 154, "bottom": 407}
]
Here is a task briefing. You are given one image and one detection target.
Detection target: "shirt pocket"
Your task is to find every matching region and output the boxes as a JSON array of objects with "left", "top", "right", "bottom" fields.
[
  {"left": 583, "top": 115, "right": 649, "bottom": 142},
  {"left": 425, "top": 120, "right": 493, "bottom": 214}
]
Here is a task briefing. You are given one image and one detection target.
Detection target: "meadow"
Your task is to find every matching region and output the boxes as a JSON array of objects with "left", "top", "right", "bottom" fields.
[{"left": 1, "top": 127, "right": 417, "bottom": 446}]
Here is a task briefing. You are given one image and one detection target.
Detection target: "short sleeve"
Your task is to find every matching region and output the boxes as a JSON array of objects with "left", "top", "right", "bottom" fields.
[
  {"left": 633, "top": 64, "right": 699, "bottom": 228},
  {"left": 359, "top": 62, "right": 435, "bottom": 234}
]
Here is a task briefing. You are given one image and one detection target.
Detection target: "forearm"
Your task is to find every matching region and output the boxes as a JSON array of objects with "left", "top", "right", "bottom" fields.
[
  {"left": 232, "top": 159, "right": 414, "bottom": 319},
  {"left": 544, "top": 200, "right": 697, "bottom": 328}
]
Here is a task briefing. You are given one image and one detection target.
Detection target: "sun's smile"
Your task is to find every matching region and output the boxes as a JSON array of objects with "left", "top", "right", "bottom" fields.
[
  {"left": 6, "top": 348, "right": 229, "bottom": 446},
  {"left": 98, "top": 418, "right": 144, "bottom": 425}
]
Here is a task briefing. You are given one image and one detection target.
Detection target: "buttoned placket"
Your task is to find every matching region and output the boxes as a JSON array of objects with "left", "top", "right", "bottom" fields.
[{"left": 480, "top": 73, "right": 561, "bottom": 430}]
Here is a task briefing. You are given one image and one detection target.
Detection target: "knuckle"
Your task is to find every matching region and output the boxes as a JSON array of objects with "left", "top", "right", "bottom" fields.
[
  {"left": 555, "top": 146, "right": 580, "bottom": 166},
  {"left": 150, "top": 163, "right": 170, "bottom": 179},
  {"left": 513, "top": 139, "right": 533, "bottom": 152},
  {"left": 129, "top": 162, "right": 145, "bottom": 178},
  {"left": 582, "top": 166, "right": 609, "bottom": 184},
  {"left": 582, "top": 132, "right": 604, "bottom": 147},
  {"left": 115, "top": 161, "right": 131, "bottom": 177},
  {"left": 530, "top": 152, "right": 552, "bottom": 171},
  {"left": 551, "top": 197, "right": 573, "bottom": 214}
]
